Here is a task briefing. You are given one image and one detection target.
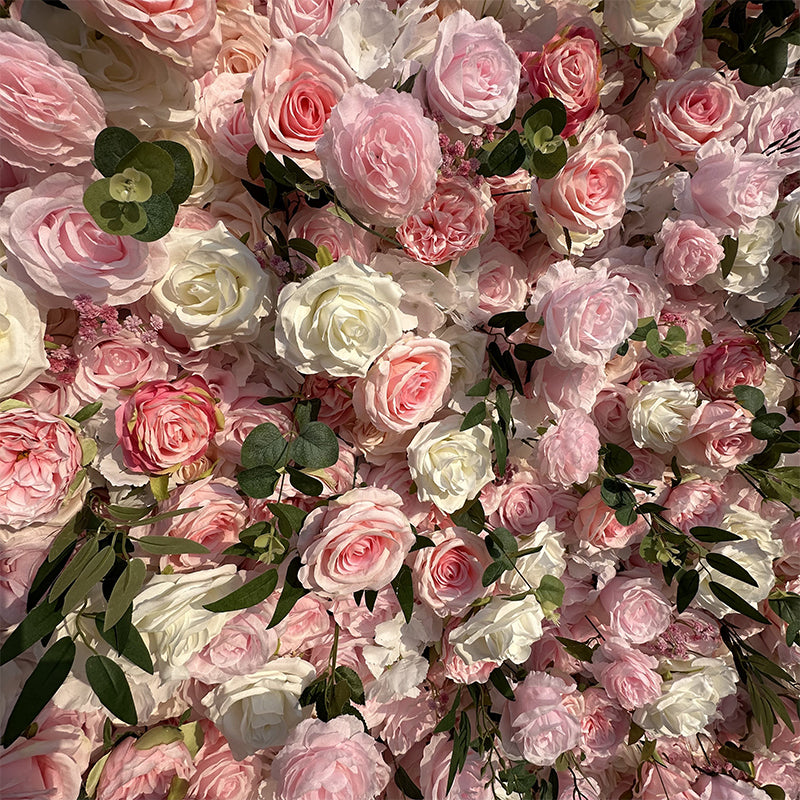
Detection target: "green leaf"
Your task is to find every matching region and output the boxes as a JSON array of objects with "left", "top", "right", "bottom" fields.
[
  {"left": 513, "top": 343, "right": 550, "bottom": 363},
  {"left": 83, "top": 180, "right": 147, "bottom": 236},
  {"left": 461, "top": 402, "right": 486, "bottom": 431},
  {"left": 135, "top": 536, "right": 210, "bottom": 555},
  {"left": 268, "top": 557, "right": 309, "bottom": 628},
  {"left": 238, "top": 465, "right": 281, "bottom": 498},
  {"left": 487, "top": 527, "right": 518, "bottom": 558},
  {"left": 394, "top": 765, "right": 424, "bottom": 800},
  {"left": 450, "top": 497, "right": 485, "bottom": 534},
  {"left": 116, "top": 142, "right": 175, "bottom": 195},
  {"left": 287, "top": 465, "right": 324, "bottom": 496},
  {"left": 494, "top": 386, "right": 512, "bottom": 428},
  {"left": 534, "top": 575, "right": 565, "bottom": 612},
  {"left": 600, "top": 478, "right": 635, "bottom": 510},
  {"left": 335, "top": 666, "right": 366, "bottom": 705},
  {"left": 93, "top": 127, "right": 140, "bottom": 177},
  {"left": 492, "top": 420, "right": 508, "bottom": 476},
  {"left": 104, "top": 559, "right": 146, "bottom": 631},
  {"left": 477, "top": 130, "right": 526, "bottom": 177},
  {"left": 676, "top": 569, "right": 699, "bottom": 613},
  {"left": 523, "top": 98, "right": 568, "bottom": 136},
  {"left": 482, "top": 560, "right": 508, "bottom": 587},
  {"left": 47, "top": 517, "right": 81, "bottom": 566},
  {"left": 391, "top": 564, "right": 414, "bottom": 624},
  {"left": 718, "top": 743, "right": 755, "bottom": 763},
  {"left": 28, "top": 543, "right": 75, "bottom": 611},
  {"left": 706, "top": 553, "right": 759, "bottom": 587},
  {"left": 95, "top": 614, "right": 153, "bottom": 674},
  {"left": 433, "top": 687, "right": 462, "bottom": 734},
  {"left": 85, "top": 654, "right": 137, "bottom": 725},
  {"left": 131, "top": 193, "right": 177, "bottom": 242},
  {"left": 603, "top": 443, "right": 634, "bottom": 475},
  {"left": 410, "top": 534, "right": 435, "bottom": 551},
  {"left": 487, "top": 311, "right": 528, "bottom": 335},
  {"left": 628, "top": 722, "right": 645, "bottom": 745},
  {"left": 288, "top": 421, "right": 339, "bottom": 469},
  {"left": 739, "top": 37, "right": 789, "bottom": 86},
  {"left": 555, "top": 636, "right": 595, "bottom": 662},
  {"left": 203, "top": 570, "right": 278, "bottom": 612},
  {"left": 708, "top": 581, "right": 769, "bottom": 623},
  {"left": 0, "top": 601, "right": 63, "bottom": 665},
  {"left": 762, "top": 786, "right": 786, "bottom": 800},
  {"left": 752, "top": 413, "right": 785, "bottom": 440},
  {"left": 267, "top": 502, "right": 308, "bottom": 538},
  {"left": 615, "top": 505, "right": 639, "bottom": 526},
  {"left": 2, "top": 637, "right": 76, "bottom": 746},
  {"left": 241, "top": 422, "right": 289, "bottom": 469},
  {"left": 364, "top": 589, "right": 378, "bottom": 611},
  {"left": 732, "top": 385, "right": 766, "bottom": 416},
  {"left": 466, "top": 378, "right": 491, "bottom": 397},
  {"left": 690, "top": 526, "right": 742, "bottom": 543},
  {"left": 446, "top": 713, "right": 471, "bottom": 794},
  {"left": 720, "top": 235, "right": 738, "bottom": 279},
  {"left": 71, "top": 401, "right": 103, "bottom": 423},
  {"left": 528, "top": 141, "right": 568, "bottom": 180},
  {"left": 152, "top": 140, "right": 194, "bottom": 206},
  {"left": 62, "top": 546, "right": 116, "bottom": 614},
  {"left": 489, "top": 667, "right": 515, "bottom": 700},
  {"left": 287, "top": 237, "right": 318, "bottom": 261}
]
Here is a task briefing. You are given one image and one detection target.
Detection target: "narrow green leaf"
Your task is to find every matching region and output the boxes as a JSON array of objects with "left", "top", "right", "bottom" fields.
[
  {"left": 391, "top": 564, "right": 414, "bottom": 623},
  {"left": 95, "top": 613, "right": 154, "bottom": 674},
  {"left": 492, "top": 420, "right": 507, "bottom": 476},
  {"left": 394, "top": 765, "right": 424, "bottom": 800},
  {"left": 71, "top": 401, "right": 103, "bottom": 423},
  {"left": 706, "top": 553, "right": 759, "bottom": 587},
  {"left": 0, "top": 601, "right": 63, "bottom": 665},
  {"left": 433, "top": 687, "right": 462, "bottom": 734},
  {"left": 555, "top": 636, "right": 595, "bottom": 662},
  {"left": 49, "top": 538, "right": 99, "bottom": 601},
  {"left": 489, "top": 667, "right": 515, "bottom": 700},
  {"left": 460, "top": 402, "right": 486, "bottom": 431},
  {"left": 708, "top": 581, "right": 770, "bottom": 623},
  {"left": 104, "top": 559, "right": 146, "bottom": 631},
  {"left": 136, "top": 536, "right": 210, "bottom": 555},
  {"left": 62, "top": 546, "right": 115, "bottom": 614},
  {"left": 335, "top": 666, "right": 366, "bottom": 705},
  {"left": 690, "top": 526, "right": 742, "bottom": 543},
  {"left": 267, "top": 556, "right": 309, "bottom": 629},
  {"left": 513, "top": 343, "right": 550, "bottom": 363},
  {"left": 28, "top": 543, "right": 75, "bottom": 611},
  {"left": 676, "top": 569, "right": 700, "bottom": 613},
  {"left": 85, "top": 654, "right": 137, "bottom": 725},
  {"left": 203, "top": 570, "right": 278, "bottom": 613}
]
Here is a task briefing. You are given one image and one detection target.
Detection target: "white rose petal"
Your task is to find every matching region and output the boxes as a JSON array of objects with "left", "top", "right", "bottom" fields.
[
  {"left": 604, "top": 0, "right": 695, "bottom": 48},
  {"left": 628, "top": 378, "right": 699, "bottom": 454}
]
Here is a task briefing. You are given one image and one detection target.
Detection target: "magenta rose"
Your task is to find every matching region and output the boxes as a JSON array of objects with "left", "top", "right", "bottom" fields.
[
  {"left": 598, "top": 576, "right": 672, "bottom": 644},
  {"left": 537, "top": 409, "right": 600, "bottom": 487},
  {"left": 591, "top": 638, "right": 663, "bottom": 711},
  {"left": 316, "top": 85, "right": 441, "bottom": 225},
  {"left": 115, "top": 375, "right": 222, "bottom": 474},
  {"left": 693, "top": 336, "right": 767, "bottom": 400},
  {"left": 656, "top": 217, "right": 724, "bottom": 286}
]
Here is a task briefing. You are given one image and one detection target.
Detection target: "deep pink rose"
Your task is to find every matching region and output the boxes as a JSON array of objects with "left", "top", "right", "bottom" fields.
[
  {"left": 0, "top": 21, "right": 105, "bottom": 173},
  {"left": 693, "top": 337, "right": 767, "bottom": 400},
  {"left": 598, "top": 576, "right": 672, "bottom": 644},
  {"left": 187, "top": 721, "right": 261, "bottom": 800},
  {"left": 272, "top": 717, "right": 390, "bottom": 800},
  {"left": 289, "top": 203, "right": 377, "bottom": 266},
  {"left": 114, "top": 375, "right": 222, "bottom": 474},
  {"left": 573, "top": 486, "right": 647, "bottom": 550},
  {"left": 591, "top": 638, "right": 663, "bottom": 711},
  {"left": 256, "top": 0, "right": 346, "bottom": 38},
  {"left": 316, "top": 85, "right": 441, "bottom": 225},
  {"left": 656, "top": 217, "right": 724, "bottom": 286},
  {"left": 0, "top": 407, "right": 82, "bottom": 528},
  {"left": 482, "top": 471, "right": 554, "bottom": 538},
  {"left": 297, "top": 488, "right": 415, "bottom": 596},
  {"left": 537, "top": 409, "right": 600, "bottom": 487}
]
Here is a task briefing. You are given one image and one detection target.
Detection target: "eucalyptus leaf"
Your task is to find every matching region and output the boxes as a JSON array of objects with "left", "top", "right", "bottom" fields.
[
  {"left": 287, "top": 465, "right": 324, "bottom": 496},
  {"left": 131, "top": 193, "right": 177, "bottom": 242},
  {"left": 116, "top": 142, "right": 175, "bottom": 195},
  {"left": 238, "top": 465, "right": 281, "bottom": 499},
  {"left": 288, "top": 421, "right": 339, "bottom": 469},
  {"left": 153, "top": 140, "right": 194, "bottom": 205},
  {"left": 93, "top": 127, "right": 140, "bottom": 177},
  {"left": 241, "top": 422, "right": 289, "bottom": 470}
]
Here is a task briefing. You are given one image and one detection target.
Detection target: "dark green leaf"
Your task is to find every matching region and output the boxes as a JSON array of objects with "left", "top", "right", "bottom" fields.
[
  {"left": 409, "top": 535, "right": 435, "bottom": 552},
  {"left": 708, "top": 581, "right": 769, "bottom": 623},
  {"left": 391, "top": 564, "right": 414, "bottom": 623},
  {"left": 287, "top": 237, "right": 318, "bottom": 260},
  {"left": 86, "top": 654, "right": 137, "bottom": 725},
  {"left": 523, "top": 98, "right": 568, "bottom": 136},
  {"left": 628, "top": 723, "right": 645, "bottom": 745},
  {"left": 152, "top": 140, "right": 194, "bottom": 206},
  {"left": 364, "top": 589, "right": 378, "bottom": 612},
  {"left": 461, "top": 402, "right": 486, "bottom": 431},
  {"left": 267, "top": 557, "right": 309, "bottom": 628},
  {"left": 513, "top": 343, "right": 550, "bottom": 363},
  {"left": 615, "top": 505, "right": 638, "bottom": 526},
  {"left": 83, "top": 180, "right": 147, "bottom": 236},
  {"left": 238, "top": 465, "right": 281, "bottom": 498},
  {"left": 93, "top": 127, "right": 140, "bottom": 176},
  {"left": 690, "top": 526, "right": 742, "bottom": 543},
  {"left": 49, "top": 538, "right": 99, "bottom": 602},
  {"left": 131, "top": 193, "right": 177, "bottom": 242},
  {"left": 335, "top": 666, "right": 366, "bottom": 705},
  {"left": 534, "top": 575, "right": 565, "bottom": 611},
  {"left": 433, "top": 688, "right": 462, "bottom": 734},
  {"left": 466, "top": 378, "right": 491, "bottom": 397},
  {"left": 446, "top": 713, "right": 471, "bottom": 794},
  {"left": 752, "top": 413, "right": 785, "bottom": 440},
  {"left": 719, "top": 743, "right": 755, "bottom": 763},
  {"left": 293, "top": 398, "right": 321, "bottom": 428},
  {"left": 28, "top": 544, "right": 75, "bottom": 611},
  {"left": 487, "top": 311, "right": 528, "bottom": 335},
  {"left": 288, "top": 421, "right": 339, "bottom": 469},
  {"left": 529, "top": 142, "right": 568, "bottom": 180},
  {"left": 489, "top": 667, "right": 515, "bottom": 699},
  {"left": 478, "top": 130, "right": 526, "bottom": 177},
  {"left": 105, "top": 558, "right": 146, "bottom": 631},
  {"left": 0, "top": 601, "right": 63, "bottom": 665},
  {"left": 62, "top": 546, "right": 116, "bottom": 614},
  {"left": 555, "top": 636, "right": 595, "bottom": 662},
  {"left": 267, "top": 502, "right": 308, "bottom": 538},
  {"left": 71, "top": 401, "right": 103, "bottom": 423},
  {"left": 482, "top": 560, "right": 508, "bottom": 587},
  {"left": 492, "top": 420, "right": 508, "bottom": 476},
  {"left": 116, "top": 142, "right": 175, "bottom": 195},
  {"left": 204, "top": 570, "right": 278, "bottom": 612},
  {"left": 706, "top": 553, "right": 759, "bottom": 586},
  {"left": 450, "top": 498, "right": 485, "bottom": 534},
  {"left": 394, "top": 765, "right": 424, "bottom": 800},
  {"left": 720, "top": 236, "right": 738, "bottom": 279},
  {"left": 676, "top": 569, "right": 699, "bottom": 613},
  {"left": 241, "top": 422, "right": 289, "bottom": 469},
  {"left": 494, "top": 385, "right": 512, "bottom": 428},
  {"left": 136, "top": 536, "right": 210, "bottom": 555},
  {"left": 95, "top": 612, "right": 153, "bottom": 674},
  {"left": 739, "top": 38, "right": 789, "bottom": 86},
  {"left": 732, "top": 385, "right": 766, "bottom": 415},
  {"left": 286, "top": 465, "right": 324, "bottom": 496}
]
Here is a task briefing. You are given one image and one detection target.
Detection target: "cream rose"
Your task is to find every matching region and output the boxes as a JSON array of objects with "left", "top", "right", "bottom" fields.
[
  {"left": 604, "top": 0, "right": 695, "bottom": 48},
  {"left": 628, "top": 378, "right": 699, "bottom": 454}
]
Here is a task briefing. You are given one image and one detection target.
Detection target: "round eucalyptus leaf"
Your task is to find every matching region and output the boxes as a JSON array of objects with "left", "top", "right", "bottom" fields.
[
  {"left": 529, "top": 141, "right": 568, "bottom": 180},
  {"left": 116, "top": 142, "right": 175, "bottom": 196},
  {"left": 130, "top": 193, "right": 176, "bottom": 242},
  {"left": 83, "top": 179, "right": 147, "bottom": 236},
  {"left": 93, "top": 127, "right": 140, "bottom": 177},
  {"left": 739, "top": 38, "right": 789, "bottom": 87},
  {"left": 153, "top": 140, "right": 195, "bottom": 206}
]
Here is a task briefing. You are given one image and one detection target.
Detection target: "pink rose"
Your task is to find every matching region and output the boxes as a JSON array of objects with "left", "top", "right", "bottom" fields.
[
  {"left": 397, "top": 177, "right": 489, "bottom": 266},
  {"left": 656, "top": 217, "right": 724, "bottom": 286},
  {"left": 419, "top": 733, "right": 493, "bottom": 800},
  {"left": 187, "top": 721, "right": 261, "bottom": 800},
  {"left": 531, "top": 361, "right": 607, "bottom": 416},
  {"left": 426, "top": 10, "right": 519, "bottom": 134},
  {"left": 693, "top": 337, "right": 767, "bottom": 400},
  {"left": 297, "top": 488, "right": 415, "bottom": 596},
  {"left": 352, "top": 335, "right": 451, "bottom": 434},
  {"left": 664, "top": 479, "right": 725, "bottom": 533},
  {"left": 114, "top": 375, "right": 222, "bottom": 474},
  {"left": 579, "top": 687, "right": 629, "bottom": 765},
  {"left": 289, "top": 203, "right": 377, "bottom": 266},
  {"left": 0, "top": 22, "right": 105, "bottom": 173},
  {"left": 591, "top": 638, "right": 663, "bottom": 711},
  {"left": 538, "top": 409, "right": 600, "bottom": 487},
  {"left": 643, "top": 1, "right": 703, "bottom": 80},
  {"left": 440, "top": 619, "right": 496, "bottom": 684},
  {"left": 573, "top": 486, "right": 647, "bottom": 550},
  {"left": 523, "top": 26, "right": 602, "bottom": 138},
  {"left": 216, "top": 8, "right": 272, "bottom": 75},
  {"left": 468, "top": 242, "right": 529, "bottom": 325},
  {"left": 0, "top": 174, "right": 170, "bottom": 307},
  {"left": 531, "top": 131, "right": 633, "bottom": 234},
  {"left": 591, "top": 384, "right": 636, "bottom": 449},
  {"left": 646, "top": 68, "right": 743, "bottom": 162},
  {"left": 0, "top": 407, "right": 83, "bottom": 527},
  {"left": 0, "top": 543, "right": 47, "bottom": 628},
  {"left": 256, "top": 0, "right": 346, "bottom": 38},
  {"left": 744, "top": 85, "right": 800, "bottom": 174},
  {"left": 372, "top": 692, "right": 438, "bottom": 758},
  {"left": 275, "top": 593, "right": 332, "bottom": 654},
  {"left": 491, "top": 187, "right": 533, "bottom": 253},
  {"left": 300, "top": 375, "right": 358, "bottom": 434},
  {"left": 316, "top": 85, "right": 441, "bottom": 225},
  {"left": 272, "top": 717, "right": 390, "bottom": 800},
  {"left": 694, "top": 774, "right": 772, "bottom": 800},
  {"left": 598, "top": 576, "right": 672, "bottom": 644},
  {"left": 246, "top": 35, "right": 356, "bottom": 180},
  {"left": 482, "top": 471, "right": 554, "bottom": 538}
]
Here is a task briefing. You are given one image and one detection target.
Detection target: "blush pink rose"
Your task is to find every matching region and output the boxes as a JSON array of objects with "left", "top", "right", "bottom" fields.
[
  {"left": 0, "top": 543, "right": 47, "bottom": 628},
  {"left": 0, "top": 407, "right": 83, "bottom": 528},
  {"left": 275, "top": 593, "right": 333, "bottom": 654},
  {"left": 579, "top": 686, "right": 629, "bottom": 762},
  {"left": 492, "top": 187, "right": 533, "bottom": 252},
  {"left": 591, "top": 638, "right": 663, "bottom": 711},
  {"left": 426, "top": 10, "right": 519, "bottom": 135},
  {"left": 187, "top": 721, "right": 261, "bottom": 800},
  {"left": 531, "top": 130, "right": 633, "bottom": 234},
  {"left": 419, "top": 733, "right": 493, "bottom": 800},
  {"left": 591, "top": 384, "right": 636, "bottom": 449},
  {"left": 531, "top": 361, "right": 607, "bottom": 416},
  {"left": 352, "top": 335, "right": 451, "bottom": 433},
  {"left": 0, "top": 174, "right": 170, "bottom": 307},
  {"left": 537, "top": 409, "right": 600, "bottom": 487},
  {"left": 598, "top": 576, "right": 672, "bottom": 644},
  {"left": 656, "top": 217, "right": 724, "bottom": 286},
  {"left": 694, "top": 774, "right": 773, "bottom": 800},
  {"left": 372, "top": 692, "right": 439, "bottom": 758},
  {"left": 272, "top": 717, "right": 390, "bottom": 800},
  {"left": 664, "top": 479, "right": 725, "bottom": 533},
  {"left": 744, "top": 85, "right": 800, "bottom": 174},
  {"left": 256, "top": 0, "right": 346, "bottom": 38},
  {"left": 297, "top": 488, "right": 415, "bottom": 596},
  {"left": 643, "top": 1, "right": 703, "bottom": 80},
  {"left": 468, "top": 242, "right": 529, "bottom": 325},
  {"left": 481, "top": 471, "right": 554, "bottom": 538},
  {"left": 573, "top": 486, "right": 647, "bottom": 550},
  {"left": 289, "top": 203, "right": 377, "bottom": 266},
  {"left": 0, "top": 22, "right": 105, "bottom": 173},
  {"left": 114, "top": 375, "right": 222, "bottom": 474},
  {"left": 300, "top": 375, "right": 359, "bottom": 434},
  {"left": 523, "top": 26, "right": 602, "bottom": 138},
  {"left": 693, "top": 336, "right": 767, "bottom": 400},
  {"left": 316, "top": 85, "right": 441, "bottom": 225},
  {"left": 440, "top": 619, "right": 496, "bottom": 684}
]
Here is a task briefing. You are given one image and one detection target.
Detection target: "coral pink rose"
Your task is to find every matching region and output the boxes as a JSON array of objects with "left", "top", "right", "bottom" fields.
[
  {"left": 297, "top": 488, "right": 415, "bottom": 596},
  {"left": 656, "top": 217, "right": 724, "bottom": 286},
  {"left": 256, "top": 0, "right": 346, "bottom": 38},
  {"left": 272, "top": 717, "right": 390, "bottom": 800},
  {"left": 316, "top": 85, "right": 441, "bottom": 225},
  {"left": 115, "top": 375, "right": 222, "bottom": 474},
  {"left": 693, "top": 337, "right": 767, "bottom": 400},
  {"left": 0, "top": 406, "right": 83, "bottom": 527},
  {"left": 591, "top": 638, "right": 663, "bottom": 711},
  {"left": 573, "top": 486, "right": 647, "bottom": 550},
  {"left": 537, "top": 409, "right": 600, "bottom": 487},
  {"left": 289, "top": 203, "right": 377, "bottom": 266},
  {"left": 482, "top": 471, "right": 554, "bottom": 538},
  {"left": 419, "top": 733, "right": 493, "bottom": 800},
  {"left": 187, "top": 721, "right": 261, "bottom": 800},
  {"left": 0, "top": 21, "right": 105, "bottom": 173},
  {"left": 598, "top": 576, "right": 672, "bottom": 644},
  {"left": 352, "top": 335, "right": 451, "bottom": 433}
]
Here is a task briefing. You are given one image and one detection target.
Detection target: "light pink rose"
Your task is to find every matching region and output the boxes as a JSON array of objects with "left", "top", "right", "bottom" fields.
[
  {"left": 598, "top": 576, "right": 672, "bottom": 644},
  {"left": 0, "top": 174, "right": 170, "bottom": 307},
  {"left": 744, "top": 85, "right": 800, "bottom": 174},
  {"left": 352, "top": 335, "right": 451, "bottom": 434},
  {"left": 591, "top": 638, "right": 663, "bottom": 711},
  {"left": 664, "top": 480, "right": 725, "bottom": 533},
  {"left": 531, "top": 131, "right": 633, "bottom": 234},
  {"left": 297, "top": 488, "right": 415, "bottom": 596},
  {"left": 272, "top": 717, "right": 390, "bottom": 800},
  {"left": 492, "top": 187, "right": 533, "bottom": 253},
  {"left": 0, "top": 22, "right": 105, "bottom": 173},
  {"left": 275, "top": 593, "right": 333, "bottom": 654},
  {"left": 419, "top": 733, "right": 493, "bottom": 800},
  {"left": 372, "top": 692, "right": 439, "bottom": 758},
  {"left": 96, "top": 736, "right": 194, "bottom": 800},
  {"left": 426, "top": 10, "right": 519, "bottom": 135},
  {"left": 573, "top": 486, "right": 647, "bottom": 550},
  {"left": 694, "top": 774, "right": 772, "bottom": 800},
  {"left": 64, "top": 0, "right": 221, "bottom": 78},
  {"left": 187, "top": 721, "right": 261, "bottom": 800},
  {"left": 481, "top": 471, "right": 553, "bottom": 538},
  {"left": 300, "top": 375, "right": 358, "bottom": 434},
  {"left": 397, "top": 177, "right": 489, "bottom": 266},
  {"left": 0, "top": 542, "right": 47, "bottom": 628},
  {"left": 114, "top": 375, "right": 222, "bottom": 474},
  {"left": 256, "top": 0, "right": 346, "bottom": 38},
  {"left": 693, "top": 336, "right": 767, "bottom": 400},
  {"left": 289, "top": 203, "right": 377, "bottom": 266},
  {"left": 413, "top": 527, "right": 492, "bottom": 617},
  {"left": 538, "top": 409, "right": 600, "bottom": 487},
  {"left": 0, "top": 407, "right": 83, "bottom": 528},
  {"left": 246, "top": 35, "right": 356, "bottom": 180},
  {"left": 468, "top": 242, "right": 529, "bottom": 325},
  {"left": 523, "top": 26, "right": 602, "bottom": 138},
  {"left": 216, "top": 8, "right": 272, "bottom": 74},
  {"left": 656, "top": 217, "right": 724, "bottom": 286},
  {"left": 531, "top": 360, "right": 607, "bottom": 416},
  {"left": 591, "top": 384, "right": 636, "bottom": 449},
  {"left": 646, "top": 68, "right": 743, "bottom": 162},
  {"left": 316, "top": 85, "right": 441, "bottom": 225},
  {"left": 579, "top": 686, "right": 629, "bottom": 762}
]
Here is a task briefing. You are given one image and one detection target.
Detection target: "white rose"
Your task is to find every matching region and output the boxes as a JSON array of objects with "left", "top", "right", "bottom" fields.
[
  {"left": 200, "top": 657, "right": 316, "bottom": 759},
  {"left": 407, "top": 415, "right": 494, "bottom": 514},
  {"left": 633, "top": 657, "right": 737, "bottom": 737},
  {"left": 0, "top": 270, "right": 48, "bottom": 398},
  {"left": 149, "top": 222, "right": 273, "bottom": 350},
  {"left": 498, "top": 519, "right": 565, "bottom": 595},
  {"left": 275, "top": 257, "right": 416, "bottom": 378},
  {"left": 449, "top": 594, "right": 545, "bottom": 666},
  {"left": 777, "top": 198, "right": 800, "bottom": 258},
  {"left": 604, "top": 0, "right": 695, "bottom": 47},
  {"left": 438, "top": 326, "right": 488, "bottom": 413},
  {"left": 628, "top": 378, "right": 699, "bottom": 454},
  {"left": 721, "top": 505, "right": 784, "bottom": 560}
]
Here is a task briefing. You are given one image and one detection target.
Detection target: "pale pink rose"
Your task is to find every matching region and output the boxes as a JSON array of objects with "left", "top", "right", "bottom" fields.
[
  {"left": 0, "top": 22, "right": 105, "bottom": 173},
  {"left": 0, "top": 174, "right": 170, "bottom": 307},
  {"left": 256, "top": 0, "right": 346, "bottom": 38},
  {"left": 744, "top": 85, "right": 800, "bottom": 174},
  {"left": 531, "top": 131, "right": 633, "bottom": 234},
  {"left": 537, "top": 409, "right": 600, "bottom": 487},
  {"left": 492, "top": 189, "right": 533, "bottom": 253},
  {"left": 352, "top": 335, "right": 451, "bottom": 434},
  {"left": 64, "top": 0, "right": 221, "bottom": 78},
  {"left": 679, "top": 400, "right": 762, "bottom": 472},
  {"left": 579, "top": 686, "right": 629, "bottom": 762},
  {"left": 694, "top": 774, "right": 772, "bottom": 800},
  {"left": 0, "top": 542, "right": 47, "bottom": 628},
  {"left": 664, "top": 480, "right": 725, "bottom": 533},
  {"left": 693, "top": 336, "right": 767, "bottom": 400},
  {"left": 96, "top": 736, "right": 194, "bottom": 800},
  {"left": 419, "top": 733, "right": 493, "bottom": 800},
  {"left": 646, "top": 68, "right": 743, "bottom": 162},
  {"left": 316, "top": 85, "right": 441, "bottom": 226},
  {"left": 246, "top": 35, "right": 356, "bottom": 180},
  {"left": 0, "top": 407, "right": 82, "bottom": 528},
  {"left": 275, "top": 593, "right": 332, "bottom": 654},
  {"left": 289, "top": 203, "right": 377, "bottom": 266},
  {"left": 643, "top": 1, "right": 703, "bottom": 80},
  {"left": 0, "top": 157, "right": 32, "bottom": 202},
  {"left": 187, "top": 721, "right": 261, "bottom": 800},
  {"left": 523, "top": 26, "right": 602, "bottom": 138},
  {"left": 301, "top": 374, "right": 359, "bottom": 433},
  {"left": 598, "top": 576, "right": 672, "bottom": 644},
  {"left": 605, "top": 257, "right": 669, "bottom": 322},
  {"left": 413, "top": 527, "right": 492, "bottom": 617},
  {"left": 573, "top": 486, "right": 647, "bottom": 550},
  {"left": 591, "top": 638, "right": 663, "bottom": 711},
  {"left": 440, "top": 619, "right": 496, "bottom": 684},
  {"left": 397, "top": 177, "right": 489, "bottom": 266},
  {"left": 331, "top": 587, "right": 400, "bottom": 640},
  {"left": 297, "top": 488, "right": 415, "bottom": 596},
  {"left": 638, "top": 759, "right": 699, "bottom": 800},
  {"left": 481, "top": 471, "right": 553, "bottom": 538},
  {"left": 426, "top": 10, "right": 519, "bottom": 135},
  {"left": 591, "top": 384, "right": 636, "bottom": 449},
  {"left": 372, "top": 692, "right": 439, "bottom": 758},
  {"left": 530, "top": 360, "right": 607, "bottom": 415},
  {"left": 469, "top": 242, "right": 529, "bottom": 325},
  {"left": 272, "top": 717, "right": 390, "bottom": 800},
  {"left": 777, "top": 518, "right": 800, "bottom": 577},
  {"left": 754, "top": 756, "right": 800, "bottom": 800},
  {"left": 499, "top": 672, "right": 582, "bottom": 765},
  {"left": 656, "top": 217, "right": 724, "bottom": 286},
  {"left": 114, "top": 375, "right": 222, "bottom": 474},
  {"left": 215, "top": 8, "right": 272, "bottom": 74}
]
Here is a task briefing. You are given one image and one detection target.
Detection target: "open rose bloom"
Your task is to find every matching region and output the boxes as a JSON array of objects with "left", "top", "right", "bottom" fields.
[{"left": 2, "top": 2, "right": 800, "bottom": 800}]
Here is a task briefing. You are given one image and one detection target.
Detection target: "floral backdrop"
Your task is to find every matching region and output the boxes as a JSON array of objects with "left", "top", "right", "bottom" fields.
[{"left": 1, "top": 0, "right": 800, "bottom": 799}]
